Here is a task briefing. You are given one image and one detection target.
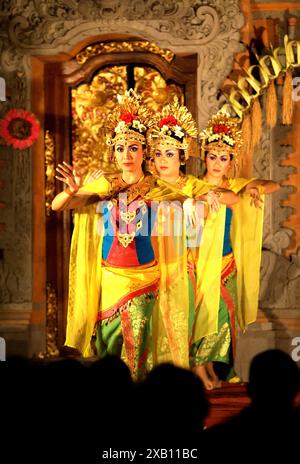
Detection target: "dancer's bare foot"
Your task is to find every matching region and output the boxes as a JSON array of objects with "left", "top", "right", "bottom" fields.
[
  {"left": 212, "top": 379, "right": 222, "bottom": 388},
  {"left": 193, "top": 365, "right": 214, "bottom": 390},
  {"left": 206, "top": 362, "right": 222, "bottom": 388}
]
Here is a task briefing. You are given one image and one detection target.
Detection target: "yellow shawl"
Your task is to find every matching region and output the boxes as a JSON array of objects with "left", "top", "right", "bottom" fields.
[
  {"left": 179, "top": 175, "right": 226, "bottom": 341},
  {"left": 192, "top": 176, "right": 264, "bottom": 341},
  {"left": 229, "top": 177, "right": 265, "bottom": 331}
]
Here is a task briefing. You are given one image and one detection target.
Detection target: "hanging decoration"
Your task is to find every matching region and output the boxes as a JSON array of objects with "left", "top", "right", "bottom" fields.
[
  {"left": 0, "top": 108, "right": 40, "bottom": 149},
  {"left": 222, "top": 35, "right": 300, "bottom": 141}
]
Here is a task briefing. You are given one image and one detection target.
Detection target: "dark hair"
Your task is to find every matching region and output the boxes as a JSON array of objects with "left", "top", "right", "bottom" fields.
[
  {"left": 113, "top": 123, "right": 146, "bottom": 139},
  {"left": 179, "top": 149, "right": 186, "bottom": 163},
  {"left": 179, "top": 149, "right": 186, "bottom": 174}
]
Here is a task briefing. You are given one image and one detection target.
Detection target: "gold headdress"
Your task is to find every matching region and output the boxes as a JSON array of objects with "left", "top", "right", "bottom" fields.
[
  {"left": 106, "top": 89, "right": 153, "bottom": 148},
  {"left": 147, "top": 97, "right": 198, "bottom": 160},
  {"left": 199, "top": 111, "right": 243, "bottom": 159}
]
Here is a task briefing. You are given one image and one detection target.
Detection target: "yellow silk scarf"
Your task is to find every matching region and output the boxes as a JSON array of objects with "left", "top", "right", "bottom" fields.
[
  {"left": 100, "top": 263, "right": 159, "bottom": 317},
  {"left": 229, "top": 177, "right": 265, "bottom": 330},
  {"left": 167, "top": 175, "right": 225, "bottom": 342},
  {"left": 193, "top": 176, "right": 264, "bottom": 339},
  {"left": 65, "top": 204, "right": 103, "bottom": 357}
]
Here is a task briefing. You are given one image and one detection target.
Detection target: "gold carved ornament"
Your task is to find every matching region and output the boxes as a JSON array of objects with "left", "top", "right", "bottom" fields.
[
  {"left": 71, "top": 66, "right": 128, "bottom": 177},
  {"left": 38, "top": 282, "right": 59, "bottom": 359},
  {"left": 134, "top": 66, "right": 183, "bottom": 112},
  {"left": 44, "top": 130, "right": 55, "bottom": 216},
  {"left": 76, "top": 41, "right": 174, "bottom": 65}
]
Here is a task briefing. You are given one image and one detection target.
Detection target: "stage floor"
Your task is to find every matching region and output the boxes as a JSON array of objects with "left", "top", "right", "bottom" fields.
[{"left": 205, "top": 383, "right": 300, "bottom": 427}]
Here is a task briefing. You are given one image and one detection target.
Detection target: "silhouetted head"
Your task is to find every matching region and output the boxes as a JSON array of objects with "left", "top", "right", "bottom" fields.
[
  {"left": 89, "top": 355, "right": 132, "bottom": 389},
  {"left": 46, "top": 358, "right": 85, "bottom": 369},
  {"left": 247, "top": 349, "right": 300, "bottom": 411},
  {"left": 141, "top": 363, "right": 209, "bottom": 439}
]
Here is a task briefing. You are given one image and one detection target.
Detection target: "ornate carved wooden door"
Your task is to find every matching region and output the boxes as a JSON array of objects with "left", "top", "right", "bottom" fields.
[{"left": 39, "top": 39, "right": 197, "bottom": 356}]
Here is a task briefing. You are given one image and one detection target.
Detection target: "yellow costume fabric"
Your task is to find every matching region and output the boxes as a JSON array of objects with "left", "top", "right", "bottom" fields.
[
  {"left": 228, "top": 177, "right": 265, "bottom": 330},
  {"left": 100, "top": 263, "right": 159, "bottom": 320},
  {"left": 193, "top": 205, "right": 226, "bottom": 340},
  {"left": 152, "top": 209, "right": 189, "bottom": 367},
  {"left": 167, "top": 174, "right": 226, "bottom": 342},
  {"left": 66, "top": 203, "right": 103, "bottom": 357},
  {"left": 65, "top": 174, "right": 192, "bottom": 367},
  {"left": 192, "top": 176, "right": 264, "bottom": 341},
  {"left": 65, "top": 177, "right": 111, "bottom": 357}
]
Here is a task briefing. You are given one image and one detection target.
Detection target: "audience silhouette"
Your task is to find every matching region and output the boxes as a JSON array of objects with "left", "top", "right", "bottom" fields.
[
  {"left": 1, "top": 349, "right": 299, "bottom": 462},
  {"left": 205, "top": 349, "right": 300, "bottom": 459},
  {"left": 134, "top": 363, "right": 209, "bottom": 447}
]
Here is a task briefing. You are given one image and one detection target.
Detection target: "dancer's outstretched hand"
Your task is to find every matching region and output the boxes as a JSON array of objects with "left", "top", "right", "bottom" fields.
[{"left": 55, "top": 162, "right": 83, "bottom": 193}]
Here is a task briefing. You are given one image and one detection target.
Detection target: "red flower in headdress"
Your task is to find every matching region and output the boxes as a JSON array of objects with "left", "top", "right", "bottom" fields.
[
  {"left": 213, "top": 124, "right": 230, "bottom": 134},
  {"left": 0, "top": 109, "right": 40, "bottom": 149},
  {"left": 120, "top": 111, "right": 135, "bottom": 124},
  {"left": 159, "top": 116, "right": 178, "bottom": 128}
]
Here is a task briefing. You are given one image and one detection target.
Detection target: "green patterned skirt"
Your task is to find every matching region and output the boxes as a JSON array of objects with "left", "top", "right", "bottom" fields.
[{"left": 94, "top": 291, "right": 157, "bottom": 381}]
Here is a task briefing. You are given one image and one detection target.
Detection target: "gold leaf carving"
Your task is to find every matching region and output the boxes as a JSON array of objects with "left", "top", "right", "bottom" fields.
[
  {"left": 76, "top": 41, "right": 174, "bottom": 65},
  {"left": 71, "top": 66, "right": 127, "bottom": 176},
  {"left": 38, "top": 282, "right": 59, "bottom": 359},
  {"left": 134, "top": 67, "right": 183, "bottom": 112},
  {"left": 44, "top": 130, "right": 55, "bottom": 216}
]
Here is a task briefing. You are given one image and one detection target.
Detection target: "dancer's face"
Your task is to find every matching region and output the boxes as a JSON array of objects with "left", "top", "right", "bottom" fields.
[
  {"left": 206, "top": 150, "right": 231, "bottom": 179},
  {"left": 154, "top": 144, "right": 181, "bottom": 178},
  {"left": 114, "top": 141, "right": 144, "bottom": 173}
]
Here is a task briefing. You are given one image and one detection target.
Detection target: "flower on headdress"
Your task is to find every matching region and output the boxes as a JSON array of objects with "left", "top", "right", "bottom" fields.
[
  {"left": 213, "top": 124, "right": 230, "bottom": 135},
  {"left": 159, "top": 116, "right": 178, "bottom": 128},
  {"left": 223, "top": 134, "right": 235, "bottom": 146},
  {"left": 115, "top": 120, "right": 126, "bottom": 133},
  {"left": 161, "top": 125, "right": 170, "bottom": 134},
  {"left": 208, "top": 132, "right": 234, "bottom": 146},
  {"left": 208, "top": 134, "right": 220, "bottom": 142},
  {"left": 0, "top": 109, "right": 40, "bottom": 149},
  {"left": 132, "top": 119, "right": 146, "bottom": 133},
  {"left": 174, "top": 125, "right": 185, "bottom": 139},
  {"left": 120, "top": 111, "right": 135, "bottom": 124}
]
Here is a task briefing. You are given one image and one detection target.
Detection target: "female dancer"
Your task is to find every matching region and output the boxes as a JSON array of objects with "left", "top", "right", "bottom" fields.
[
  {"left": 192, "top": 112, "right": 280, "bottom": 389},
  {"left": 147, "top": 100, "right": 240, "bottom": 377},
  {"left": 52, "top": 91, "right": 193, "bottom": 380}
]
